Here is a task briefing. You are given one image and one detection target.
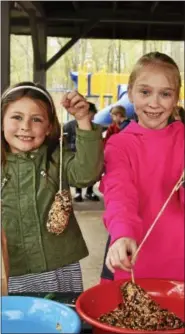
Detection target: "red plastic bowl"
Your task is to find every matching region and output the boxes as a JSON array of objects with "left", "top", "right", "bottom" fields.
[{"left": 76, "top": 279, "right": 184, "bottom": 334}]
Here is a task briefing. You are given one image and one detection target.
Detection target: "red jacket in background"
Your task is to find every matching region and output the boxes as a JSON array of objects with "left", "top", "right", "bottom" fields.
[{"left": 104, "top": 123, "right": 120, "bottom": 145}]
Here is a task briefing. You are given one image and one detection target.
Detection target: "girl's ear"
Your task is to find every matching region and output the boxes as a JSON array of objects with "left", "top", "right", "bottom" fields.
[{"left": 46, "top": 124, "right": 52, "bottom": 136}]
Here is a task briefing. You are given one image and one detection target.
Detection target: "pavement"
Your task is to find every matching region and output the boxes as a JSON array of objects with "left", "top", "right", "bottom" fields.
[{"left": 71, "top": 185, "right": 108, "bottom": 290}]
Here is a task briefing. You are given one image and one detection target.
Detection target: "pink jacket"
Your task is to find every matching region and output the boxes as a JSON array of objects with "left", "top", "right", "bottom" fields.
[{"left": 100, "top": 121, "right": 184, "bottom": 281}]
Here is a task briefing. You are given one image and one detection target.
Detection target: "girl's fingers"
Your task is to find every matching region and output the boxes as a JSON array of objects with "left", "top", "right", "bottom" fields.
[
  {"left": 107, "top": 248, "right": 130, "bottom": 272},
  {"left": 119, "top": 247, "right": 132, "bottom": 270},
  {"left": 61, "top": 92, "right": 70, "bottom": 105},
  {"left": 61, "top": 99, "right": 70, "bottom": 108},
  {"left": 66, "top": 90, "right": 79, "bottom": 101},
  {"left": 61, "top": 92, "right": 68, "bottom": 102},
  {"left": 117, "top": 251, "right": 132, "bottom": 272},
  {"left": 61, "top": 91, "right": 78, "bottom": 107},
  {"left": 109, "top": 248, "right": 121, "bottom": 268},
  {"left": 68, "top": 94, "right": 83, "bottom": 107},
  {"left": 66, "top": 91, "right": 85, "bottom": 107},
  {"left": 72, "top": 101, "right": 88, "bottom": 110},
  {"left": 61, "top": 91, "right": 89, "bottom": 114},
  {"left": 105, "top": 255, "right": 115, "bottom": 273},
  {"left": 105, "top": 238, "right": 138, "bottom": 274},
  {"left": 129, "top": 242, "right": 138, "bottom": 265}
]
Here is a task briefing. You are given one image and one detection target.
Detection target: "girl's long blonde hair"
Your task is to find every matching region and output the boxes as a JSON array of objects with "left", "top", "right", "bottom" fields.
[{"left": 128, "top": 52, "right": 181, "bottom": 100}]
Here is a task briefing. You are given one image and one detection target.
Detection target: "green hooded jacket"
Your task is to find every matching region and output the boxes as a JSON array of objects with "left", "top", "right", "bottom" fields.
[{"left": 2, "top": 125, "right": 103, "bottom": 276}]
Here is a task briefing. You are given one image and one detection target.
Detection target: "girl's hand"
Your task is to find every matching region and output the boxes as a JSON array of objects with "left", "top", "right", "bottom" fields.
[
  {"left": 105, "top": 237, "right": 137, "bottom": 273},
  {"left": 61, "top": 91, "right": 90, "bottom": 121}
]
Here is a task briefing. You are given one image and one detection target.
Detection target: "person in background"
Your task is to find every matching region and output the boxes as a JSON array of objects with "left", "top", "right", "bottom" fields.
[
  {"left": 100, "top": 52, "right": 184, "bottom": 283},
  {"left": 174, "top": 105, "right": 185, "bottom": 123},
  {"left": 1, "top": 82, "right": 103, "bottom": 293},
  {"left": 64, "top": 102, "right": 100, "bottom": 202},
  {"left": 104, "top": 106, "right": 130, "bottom": 145}
]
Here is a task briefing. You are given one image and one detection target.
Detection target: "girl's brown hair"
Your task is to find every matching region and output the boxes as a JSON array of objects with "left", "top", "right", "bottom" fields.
[
  {"left": 1, "top": 81, "right": 61, "bottom": 165},
  {"left": 128, "top": 52, "right": 181, "bottom": 100},
  {"left": 111, "top": 105, "right": 126, "bottom": 118}
]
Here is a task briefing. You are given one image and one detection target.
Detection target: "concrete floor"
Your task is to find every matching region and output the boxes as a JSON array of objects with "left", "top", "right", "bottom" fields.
[{"left": 71, "top": 185, "right": 108, "bottom": 290}]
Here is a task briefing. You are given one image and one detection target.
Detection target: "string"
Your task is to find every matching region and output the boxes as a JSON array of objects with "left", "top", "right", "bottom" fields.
[
  {"left": 59, "top": 107, "right": 64, "bottom": 193},
  {"left": 131, "top": 269, "right": 135, "bottom": 284},
  {"left": 131, "top": 170, "right": 184, "bottom": 267}
]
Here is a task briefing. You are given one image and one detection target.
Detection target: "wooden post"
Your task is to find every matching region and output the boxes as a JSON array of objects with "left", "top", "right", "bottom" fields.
[
  {"left": 28, "top": 9, "right": 47, "bottom": 86},
  {"left": 1, "top": 230, "right": 9, "bottom": 295},
  {"left": 1, "top": 1, "right": 10, "bottom": 93}
]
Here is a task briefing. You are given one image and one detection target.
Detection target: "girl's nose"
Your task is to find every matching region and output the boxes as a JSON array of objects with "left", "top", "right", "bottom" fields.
[
  {"left": 148, "top": 94, "right": 159, "bottom": 108},
  {"left": 21, "top": 120, "right": 30, "bottom": 131}
]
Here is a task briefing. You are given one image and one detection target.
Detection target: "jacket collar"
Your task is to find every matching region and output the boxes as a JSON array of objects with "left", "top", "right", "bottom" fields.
[{"left": 6, "top": 144, "right": 47, "bottom": 162}]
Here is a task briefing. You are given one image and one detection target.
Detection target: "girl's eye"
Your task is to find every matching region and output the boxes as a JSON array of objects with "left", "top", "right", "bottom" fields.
[
  {"left": 32, "top": 117, "right": 42, "bottom": 122},
  {"left": 140, "top": 90, "right": 150, "bottom": 96},
  {"left": 11, "top": 115, "right": 22, "bottom": 120},
  {"left": 161, "top": 91, "right": 171, "bottom": 97}
]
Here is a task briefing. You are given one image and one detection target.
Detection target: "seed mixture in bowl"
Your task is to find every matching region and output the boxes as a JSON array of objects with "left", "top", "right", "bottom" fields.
[{"left": 98, "top": 281, "right": 185, "bottom": 331}]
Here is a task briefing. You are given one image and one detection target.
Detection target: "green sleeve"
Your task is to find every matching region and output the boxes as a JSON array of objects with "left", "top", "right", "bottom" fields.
[{"left": 63, "top": 124, "right": 104, "bottom": 188}]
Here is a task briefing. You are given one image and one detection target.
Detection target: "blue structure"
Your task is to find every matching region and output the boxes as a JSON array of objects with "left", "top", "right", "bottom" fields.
[
  {"left": 93, "top": 85, "right": 135, "bottom": 126},
  {"left": 70, "top": 71, "right": 78, "bottom": 89}
]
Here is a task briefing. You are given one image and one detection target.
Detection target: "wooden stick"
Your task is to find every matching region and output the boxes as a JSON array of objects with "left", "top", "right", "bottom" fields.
[
  {"left": 131, "top": 269, "right": 135, "bottom": 284},
  {"left": 131, "top": 170, "right": 184, "bottom": 265}
]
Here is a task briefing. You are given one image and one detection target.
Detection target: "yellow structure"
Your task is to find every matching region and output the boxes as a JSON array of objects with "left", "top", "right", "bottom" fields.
[{"left": 77, "top": 67, "right": 184, "bottom": 109}]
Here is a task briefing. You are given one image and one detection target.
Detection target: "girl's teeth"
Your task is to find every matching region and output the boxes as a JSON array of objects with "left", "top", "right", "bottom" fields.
[
  {"left": 18, "top": 136, "right": 33, "bottom": 141},
  {"left": 145, "top": 112, "right": 162, "bottom": 118}
]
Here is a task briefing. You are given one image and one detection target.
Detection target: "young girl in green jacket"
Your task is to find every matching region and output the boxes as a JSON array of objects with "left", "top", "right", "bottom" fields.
[{"left": 1, "top": 82, "right": 103, "bottom": 293}]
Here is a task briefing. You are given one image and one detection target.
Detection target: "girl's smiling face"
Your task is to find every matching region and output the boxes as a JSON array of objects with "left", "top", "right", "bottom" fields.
[
  {"left": 3, "top": 97, "right": 52, "bottom": 153},
  {"left": 128, "top": 65, "right": 178, "bottom": 129}
]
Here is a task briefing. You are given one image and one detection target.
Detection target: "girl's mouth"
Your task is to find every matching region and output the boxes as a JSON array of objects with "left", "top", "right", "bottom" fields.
[
  {"left": 144, "top": 111, "right": 163, "bottom": 119},
  {"left": 16, "top": 136, "right": 34, "bottom": 141}
]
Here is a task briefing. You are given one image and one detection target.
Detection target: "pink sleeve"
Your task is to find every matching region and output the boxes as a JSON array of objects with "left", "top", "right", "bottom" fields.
[{"left": 101, "top": 139, "right": 143, "bottom": 245}]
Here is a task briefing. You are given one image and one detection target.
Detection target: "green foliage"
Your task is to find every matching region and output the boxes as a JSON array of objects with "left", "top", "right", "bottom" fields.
[
  {"left": 10, "top": 36, "right": 184, "bottom": 89},
  {"left": 11, "top": 35, "right": 33, "bottom": 84}
]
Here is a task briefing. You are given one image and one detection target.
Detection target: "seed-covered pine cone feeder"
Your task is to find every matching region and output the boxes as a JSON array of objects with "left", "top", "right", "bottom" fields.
[
  {"left": 46, "top": 190, "right": 72, "bottom": 235},
  {"left": 46, "top": 106, "right": 72, "bottom": 235}
]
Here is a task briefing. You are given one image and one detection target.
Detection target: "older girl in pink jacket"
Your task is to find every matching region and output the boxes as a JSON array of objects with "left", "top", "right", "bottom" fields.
[{"left": 100, "top": 52, "right": 184, "bottom": 282}]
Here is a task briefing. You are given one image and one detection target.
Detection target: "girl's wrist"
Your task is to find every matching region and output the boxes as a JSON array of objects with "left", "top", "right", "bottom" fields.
[{"left": 76, "top": 117, "right": 92, "bottom": 130}]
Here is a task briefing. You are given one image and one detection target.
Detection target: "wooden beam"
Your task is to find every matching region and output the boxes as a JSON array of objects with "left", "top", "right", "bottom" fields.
[
  {"left": 150, "top": 2, "right": 159, "bottom": 14},
  {"left": 72, "top": 1, "right": 79, "bottom": 11},
  {"left": 33, "top": 21, "right": 47, "bottom": 86},
  {"left": 46, "top": 8, "right": 183, "bottom": 23},
  {"left": 45, "top": 19, "right": 99, "bottom": 70},
  {"left": 11, "top": 14, "right": 184, "bottom": 27},
  {"left": 113, "top": 2, "right": 117, "bottom": 12},
  {"left": 16, "top": 1, "right": 45, "bottom": 18},
  {"left": 1, "top": 1, "right": 10, "bottom": 92},
  {"left": 28, "top": 9, "right": 41, "bottom": 69},
  {"left": 147, "top": 2, "right": 159, "bottom": 39}
]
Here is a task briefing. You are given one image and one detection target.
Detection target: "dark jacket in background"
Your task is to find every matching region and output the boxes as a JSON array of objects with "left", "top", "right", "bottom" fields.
[{"left": 63, "top": 119, "right": 77, "bottom": 152}]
